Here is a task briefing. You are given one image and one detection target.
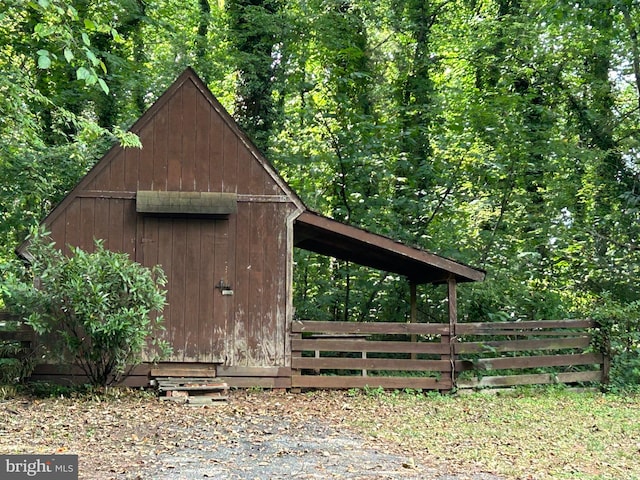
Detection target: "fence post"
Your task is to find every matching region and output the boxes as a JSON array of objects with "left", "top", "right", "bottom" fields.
[
  {"left": 596, "top": 318, "right": 612, "bottom": 388},
  {"left": 447, "top": 276, "right": 458, "bottom": 391},
  {"left": 410, "top": 282, "right": 417, "bottom": 360}
]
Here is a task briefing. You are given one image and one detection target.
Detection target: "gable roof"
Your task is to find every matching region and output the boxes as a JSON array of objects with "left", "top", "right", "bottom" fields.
[
  {"left": 19, "top": 68, "right": 485, "bottom": 284},
  {"left": 19, "top": 68, "right": 304, "bottom": 250}
]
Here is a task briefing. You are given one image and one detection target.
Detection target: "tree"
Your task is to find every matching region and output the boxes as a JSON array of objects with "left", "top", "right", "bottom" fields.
[
  {"left": 0, "top": 0, "right": 140, "bottom": 266},
  {"left": 227, "top": 0, "right": 284, "bottom": 152}
]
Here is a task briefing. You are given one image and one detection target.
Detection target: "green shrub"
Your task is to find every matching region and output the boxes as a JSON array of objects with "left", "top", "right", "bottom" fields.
[
  {"left": 0, "top": 315, "right": 39, "bottom": 388},
  {"left": 591, "top": 293, "right": 640, "bottom": 389},
  {"left": 0, "top": 341, "right": 36, "bottom": 384},
  {"left": 1, "top": 229, "right": 171, "bottom": 386}
]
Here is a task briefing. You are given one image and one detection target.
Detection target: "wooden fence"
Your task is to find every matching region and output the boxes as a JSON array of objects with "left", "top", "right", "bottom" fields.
[
  {"left": 291, "top": 319, "right": 606, "bottom": 391},
  {"left": 0, "top": 312, "right": 33, "bottom": 346},
  {"left": 2, "top": 311, "right": 606, "bottom": 391},
  {"left": 454, "top": 320, "right": 605, "bottom": 389},
  {"left": 290, "top": 321, "right": 454, "bottom": 390}
]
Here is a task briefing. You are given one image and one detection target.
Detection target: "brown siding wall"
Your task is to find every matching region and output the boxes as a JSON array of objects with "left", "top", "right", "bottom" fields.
[{"left": 43, "top": 73, "right": 299, "bottom": 369}]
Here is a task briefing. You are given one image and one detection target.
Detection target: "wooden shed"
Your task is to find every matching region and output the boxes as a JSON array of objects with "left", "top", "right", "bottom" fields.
[{"left": 23, "top": 68, "right": 486, "bottom": 389}]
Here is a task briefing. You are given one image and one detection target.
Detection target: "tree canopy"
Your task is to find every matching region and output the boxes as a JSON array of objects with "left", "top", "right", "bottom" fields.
[{"left": 1, "top": 0, "right": 639, "bottom": 350}]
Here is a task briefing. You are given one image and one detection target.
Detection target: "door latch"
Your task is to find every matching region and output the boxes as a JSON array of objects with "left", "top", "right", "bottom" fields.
[{"left": 215, "top": 279, "right": 233, "bottom": 296}]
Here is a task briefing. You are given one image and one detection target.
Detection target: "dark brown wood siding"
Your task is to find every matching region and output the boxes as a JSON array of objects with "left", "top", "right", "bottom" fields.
[{"left": 41, "top": 71, "right": 300, "bottom": 368}]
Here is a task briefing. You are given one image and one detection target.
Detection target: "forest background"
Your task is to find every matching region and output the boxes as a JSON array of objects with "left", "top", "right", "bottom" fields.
[{"left": 1, "top": 0, "right": 639, "bottom": 386}]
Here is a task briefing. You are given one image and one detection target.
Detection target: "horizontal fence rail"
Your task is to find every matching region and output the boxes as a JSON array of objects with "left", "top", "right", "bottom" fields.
[
  {"left": 455, "top": 318, "right": 604, "bottom": 390},
  {"left": 2, "top": 311, "right": 606, "bottom": 391},
  {"left": 291, "top": 319, "right": 605, "bottom": 391},
  {"left": 290, "top": 320, "right": 453, "bottom": 390},
  {"left": 0, "top": 312, "right": 33, "bottom": 344}
]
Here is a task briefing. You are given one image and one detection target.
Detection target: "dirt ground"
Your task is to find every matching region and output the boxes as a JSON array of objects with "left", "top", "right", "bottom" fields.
[{"left": 0, "top": 389, "right": 504, "bottom": 480}]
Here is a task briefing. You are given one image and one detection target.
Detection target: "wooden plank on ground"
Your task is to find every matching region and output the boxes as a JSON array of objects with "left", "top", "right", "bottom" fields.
[
  {"left": 474, "top": 352, "right": 603, "bottom": 371},
  {"left": 292, "top": 357, "right": 451, "bottom": 372},
  {"left": 292, "top": 320, "right": 449, "bottom": 336},
  {"left": 454, "top": 336, "right": 591, "bottom": 354},
  {"left": 291, "top": 375, "right": 450, "bottom": 390},
  {"left": 158, "top": 383, "right": 228, "bottom": 392},
  {"left": 291, "top": 339, "right": 449, "bottom": 355},
  {"left": 457, "top": 370, "right": 602, "bottom": 388},
  {"left": 150, "top": 367, "right": 218, "bottom": 378}
]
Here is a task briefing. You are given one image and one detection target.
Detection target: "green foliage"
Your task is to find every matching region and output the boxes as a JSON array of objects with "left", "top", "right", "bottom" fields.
[
  {"left": 0, "top": 340, "right": 37, "bottom": 385},
  {"left": 1, "top": 230, "right": 170, "bottom": 386},
  {"left": 2, "top": 0, "right": 640, "bottom": 390},
  {"left": 590, "top": 293, "right": 640, "bottom": 389},
  {"left": 0, "top": 315, "right": 39, "bottom": 386}
]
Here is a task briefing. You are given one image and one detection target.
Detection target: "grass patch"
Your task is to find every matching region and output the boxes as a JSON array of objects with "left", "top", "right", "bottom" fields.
[{"left": 341, "top": 387, "right": 640, "bottom": 479}]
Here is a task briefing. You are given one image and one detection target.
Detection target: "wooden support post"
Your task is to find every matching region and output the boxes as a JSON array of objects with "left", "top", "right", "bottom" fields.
[
  {"left": 447, "top": 276, "right": 458, "bottom": 389},
  {"left": 362, "top": 350, "right": 367, "bottom": 377},
  {"left": 601, "top": 324, "right": 611, "bottom": 389},
  {"left": 410, "top": 282, "right": 417, "bottom": 360}
]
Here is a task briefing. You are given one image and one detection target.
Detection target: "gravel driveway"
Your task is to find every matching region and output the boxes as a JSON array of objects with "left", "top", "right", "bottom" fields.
[{"left": 124, "top": 409, "right": 504, "bottom": 480}]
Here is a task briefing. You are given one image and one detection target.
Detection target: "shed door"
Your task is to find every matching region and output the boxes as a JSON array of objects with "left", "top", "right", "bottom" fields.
[{"left": 137, "top": 216, "right": 234, "bottom": 363}]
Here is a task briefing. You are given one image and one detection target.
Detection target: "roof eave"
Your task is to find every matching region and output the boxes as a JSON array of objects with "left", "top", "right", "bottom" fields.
[{"left": 294, "top": 211, "right": 485, "bottom": 284}]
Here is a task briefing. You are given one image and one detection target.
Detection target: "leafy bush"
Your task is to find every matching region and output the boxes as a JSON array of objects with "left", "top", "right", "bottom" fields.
[
  {"left": 590, "top": 293, "right": 640, "bottom": 389},
  {"left": 0, "top": 339, "right": 37, "bottom": 385},
  {"left": 0, "top": 312, "right": 40, "bottom": 389},
  {"left": 1, "top": 230, "right": 171, "bottom": 386}
]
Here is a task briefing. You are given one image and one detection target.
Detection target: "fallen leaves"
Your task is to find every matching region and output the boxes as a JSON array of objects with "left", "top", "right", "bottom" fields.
[{"left": 0, "top": 388, "right": 636, "bottom": 479}]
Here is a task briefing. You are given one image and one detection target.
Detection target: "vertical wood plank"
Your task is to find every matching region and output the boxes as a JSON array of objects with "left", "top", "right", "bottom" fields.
[
  {"left": 167, "top": 88, "right": 183, "bottom": 190},
  {"left": 198, "top": 220, "right": 216, "bottom": 362},
  {"left": 183, "top": 220, "right": 201, "bottom": 361},
  {"left": 138, "top": 119, "right": 155, "bottom": 190},
  {"left": 49, "top": 212, "right": 66, "bottom": 252},
  {"left": 266, "top": 203, "right": 286, "bottom": 365},
  {"left": 139, "top": 217, "right": 158, "bottom": 269},
  {"left": 91, "top": 161, "right": 110, "bottom": 191},
  {"left": 264, "top": 167, "right": 280, "bottom": 194},
  {"left": 64, "top": 200, "right": 81, "bottom": 255},
  {"left": 122, "top": 199, "right": 137, "bottom": 257},
  {"left": 171, "top": 219, "right": 187, "bottom": 360},
  {"left": 124, "top": 138, "right": 140, "bottom": 192},
  {"left": 79, "top": 197, "right": 95, "bottom": 251},
  {"left": 157, "top": 219, "right": 175, "bottom": 358},
  {"left": 154, "top": 104, "right": 169, "bottom": 190},
  {"left": 209, "top": 107, "right": 224, "bottom": 192},
  {"left": 110, "top": 151, "right": 125, "bottom": 192},
  {"left": 138, "top": 216, "right": 162, "bottom": 362},
  {"left": 222, "top": 125, "right": 238, "bottom": 194},
  {"left": 93, "top": 198, "right": 110, "bottom": 247},
  {"left": 209, "top": 219, "right": 230, "bottom": 361},
  {"left": 195, "top": 87, "right": 211, "bottom": 192},
  {"left": 248, "top": 204, "right": 265, "bottom": 365},
  {"left": 233, "top": 205, "right": 251, "bottom": 365},
  {"left": 222, "top": 215, "right": 242, "bottom": 364},
  {"left": 107, "top": 199, "right": 124, "bottom": 252},
  {"left": 181, "top": 80, "right": 197, "bottom": 191},
  {"left": 245, "top": 146, "right": 263, "bottom": 195}
]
